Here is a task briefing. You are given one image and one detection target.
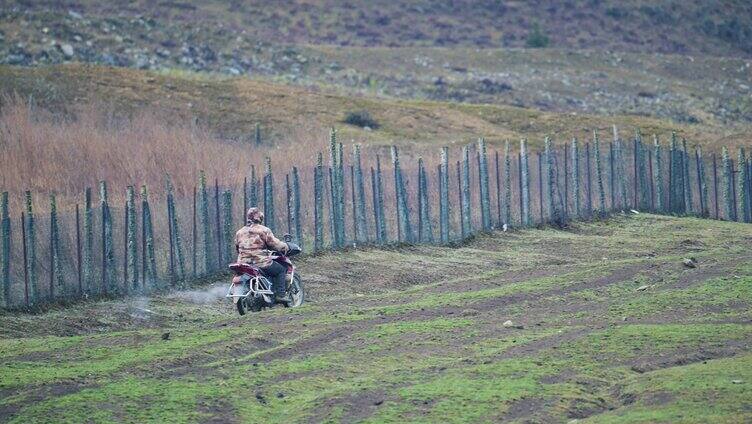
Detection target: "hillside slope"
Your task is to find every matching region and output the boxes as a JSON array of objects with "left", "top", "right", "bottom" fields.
[
  {"left": 1, "top": 215, "right": 750, "bottom": 422},
  {"left": 2, "top": 63, "right": 749, "bottom": 151}
]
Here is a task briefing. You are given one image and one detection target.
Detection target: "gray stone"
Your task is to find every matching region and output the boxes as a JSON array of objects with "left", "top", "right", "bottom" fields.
[{"left": 59, "top": 43, "right": 74, "bottom": 58}]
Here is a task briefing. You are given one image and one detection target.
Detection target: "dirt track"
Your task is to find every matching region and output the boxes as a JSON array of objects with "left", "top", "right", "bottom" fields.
[{"left": 1, "top": 214, "right": 751, "bottom": 423}]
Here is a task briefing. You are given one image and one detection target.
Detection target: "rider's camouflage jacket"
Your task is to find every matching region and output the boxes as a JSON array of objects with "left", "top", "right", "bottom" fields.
[{"left": 234, "top": 223, "right": 288, "bottom": 268}]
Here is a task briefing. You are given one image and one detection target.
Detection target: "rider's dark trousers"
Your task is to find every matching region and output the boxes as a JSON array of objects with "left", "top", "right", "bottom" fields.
[{"left": 261, "top": 261, "right": 287, "bottom": 296}]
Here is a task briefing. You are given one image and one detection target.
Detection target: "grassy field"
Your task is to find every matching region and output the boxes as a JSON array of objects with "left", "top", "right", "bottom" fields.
[{"left": 1, "top": 214, "right": 750, "bottom": 423}]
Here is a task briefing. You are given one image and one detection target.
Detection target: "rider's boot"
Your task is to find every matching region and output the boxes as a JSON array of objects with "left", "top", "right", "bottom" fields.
[{"left": 273, "top": 274, "right": 289, "bottom": 303}]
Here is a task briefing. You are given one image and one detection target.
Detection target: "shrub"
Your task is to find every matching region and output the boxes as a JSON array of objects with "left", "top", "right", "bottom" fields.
[
  {"left": 525, "top": 23, "right": 550, "bottom": 48},
  {"left": 343, "top": 110, "right": 379, "bottom": 129}
]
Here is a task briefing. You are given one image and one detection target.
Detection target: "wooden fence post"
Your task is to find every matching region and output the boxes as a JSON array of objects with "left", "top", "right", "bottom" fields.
[
  {"left": 585, "top": 142, "right": 593, "bottom": 218},
  {"left": 439, "top": 147, "right": 450, "bottom": 243},
  {"left": 349, "top": 166, "right": 358, "bottom": 243},
  {"left": 520, "top": 139, "right": 531, "bottom": 226},
  {"left": 722, "top": 147, "right": 735, "bottom": 221},
  {"left": 653, "top": 136, "right": 664, "bottom": 213},
  {"left": 214, "top": 179, "right": 222, "bottom": 267},
  {"left": 21, "top": 213, "right": 29, "bottom": 307},
  {"left": 392, "top": 146, "right": 413, "bottom": 243},
  {"left": 166, "top": 179, "right": 185, "bottom": 284},
  {"left": 670, "top": 133, "right": 686, "bottom": 215},
  {"left": 75, "top": 204, "right": 81, "bottom": 295},
  {"left": 192, "top": 185, "right": 197, "bottom": 277},
  {"left": 100, "top": 182, "right": 115, "bottom": 295},
  {"left": 166, "top": 187, "right": 174, "bottom": 284},
  {"left": 370, "top": 167, "right": 381, "bottom": 244},
  {"left": 682, "top": 139, "right": 693, "bottom": 214},
  {"left": 222, "top": 190, "right": 234, "bottom": 265},
  {"left": 243, "top": 177, "right": 248, "bottom": 221},
  {"left": 375, "top": 155, "right": 387, "bottom": 243},
  {"left": 495, "top": 150, "right": 501, "bottom": 228},
  {"left": 81, "top": 188, "right": 92, "bottom": 295},
  {"left": 457, "top": 160, "right": 464, "bottom": 236},
  {"left": 696, "top": 146, "right": 708, "bottom": 217},
  {"left": 1, "top": 192, "right": 10, "bottom": 307},
  {"left": 313, "top": 154, "right": 324, "bottom": 251},
  {"left": 353, "top": 145, "right": 368, "bottom": 242},
  {"left": 594, "top": 131, "right": 606, "bottom": 215},
  {"left": 737, "top": 148, "right": 750, "bottom": 222},
  {"left": 124, "top": 200, "right": 129, "bottom": 290},
  {"left": 286, "top": 173, "right": 294, "bottom": 237},
  {"left": 417, "top": 158, "right": 434, "bottom": 243},
  {"left": 249, "top": 165, "right": 258, "bottom": 207},
  {"left": 50, "top": 195, "right": 64, "bottom": 300},
  {"left": 141, "top": 185, "right": 157, "bottom": 287},
  {"left": 292, "top": 166, "right": 303, "bottom": 247},
  {"left": 503, "top": 141, "right": 512, "bottom": 228},
  {"left": 264, "top": 158, "right": 276, "bottom": 235},
  {"left": 572, "top": 139, "right": 580, "bottom": 218},
  {"left": 647, "top": 149, "right": 655, "bottom": 211},
  {"left": 328, "top": 129, "right": 345, "bottom": 247},
  {"left": 537, "top": 151, "right": 543, "bottom": 223},
  {"left": 563, "top": 142, "right": 569, "bottom": 215},
  {"left": 613, "top": 126, "right": 628, "bottom": 211},
  {"left": 126, "top": 186, "right": 138, "bottom": 290},
  {"left": 461, "top": 145, "right": 472, "bottom": 237},
  {"left": 198, "top": 172, "right": 211, "bottom": 275},
  {"left": 712, "top": 153, "right": 719, "bottom": 219},
  {"left": 24, "top": 191, "right": 38, "bottom": 302},
  {"left": 477, "top": 138, "right": 491, "bottom": 231},
  {"left": 608, "top": 142, "right": 615, "bottom": 211},
  {"left": 545, "top": 137, "right": 563, "bottom": 225},
  {"left": 327, "top": 167, "right": 336, "bottom": 246}
]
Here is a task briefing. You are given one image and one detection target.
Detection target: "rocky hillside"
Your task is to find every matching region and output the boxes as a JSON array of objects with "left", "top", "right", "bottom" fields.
[{"left": 1, "top": 1, "right": 750, "bottom": 73}]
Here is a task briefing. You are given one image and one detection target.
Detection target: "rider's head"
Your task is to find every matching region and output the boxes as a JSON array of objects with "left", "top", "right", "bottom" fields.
[{"left": 246, "top": 207, "right": 264, "bottom": 225}]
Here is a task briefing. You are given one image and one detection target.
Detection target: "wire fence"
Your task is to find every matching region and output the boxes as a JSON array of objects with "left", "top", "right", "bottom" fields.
[{"left": 0, "top": 127, "right": 747, "bottom": 309}]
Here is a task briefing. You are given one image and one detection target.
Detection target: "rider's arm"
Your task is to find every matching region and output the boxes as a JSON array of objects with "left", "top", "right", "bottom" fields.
[{"left": 262, "top": 228, "right": 289, "bottom": 253}]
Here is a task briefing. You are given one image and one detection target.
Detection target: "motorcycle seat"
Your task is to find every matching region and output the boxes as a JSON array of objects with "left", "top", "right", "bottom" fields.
[{"left": 229, "top": 262, "right": 259, "bottom": 275}]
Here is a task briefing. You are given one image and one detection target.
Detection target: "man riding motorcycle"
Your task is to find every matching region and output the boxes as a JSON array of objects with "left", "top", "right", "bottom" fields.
[{"left": 234, "top": 207, "right": 290, "bottom": 302}]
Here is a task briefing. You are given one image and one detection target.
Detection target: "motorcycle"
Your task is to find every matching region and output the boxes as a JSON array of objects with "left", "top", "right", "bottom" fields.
[{"left": 226, "top": 234, "right": 305, "bottom": 315}]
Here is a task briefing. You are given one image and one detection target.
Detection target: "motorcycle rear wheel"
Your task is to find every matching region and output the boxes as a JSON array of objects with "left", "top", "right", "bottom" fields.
[
  {"left": 236, "top": 297, "right": 246, "bottom": 315},
  {"left": 248, "top": 295, "right": 265, "bottom": 312},
  {"left": 287, "top": 274, "right": 305, "bottom": 307}
]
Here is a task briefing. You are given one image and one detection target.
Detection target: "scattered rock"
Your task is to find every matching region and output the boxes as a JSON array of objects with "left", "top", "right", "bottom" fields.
[
  {"left": 503, "top": 320, "right": 524, "bottom": 329},
  {"left": 161, "top": 332, "right": 170, "bottom": 340},
  {"left": 731, "top": 379, "right": 743, "bottom": 384},
  {"left": 636, "top": 285, "right": 649, "bottom": 291},
  {"left": 255, "top": 392, "right": 266, "bottom": 404},
  {"left": 682, "top": 258, "right": 697, "bottom": 268},
  {"left": 276, "top": 392, "right": 285, "bottom": 398},
  {"left": 373, "top": 399, "right": 384, "bottom": 406},
  {"left": 58, "top": 43, "right": 75, "bottom": 58}
]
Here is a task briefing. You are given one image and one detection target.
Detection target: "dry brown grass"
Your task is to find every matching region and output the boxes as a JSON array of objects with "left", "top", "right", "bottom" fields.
[{"left": 0, "top": 96, "right": 329, "bottom": 211}]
